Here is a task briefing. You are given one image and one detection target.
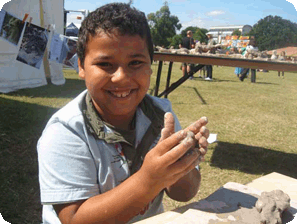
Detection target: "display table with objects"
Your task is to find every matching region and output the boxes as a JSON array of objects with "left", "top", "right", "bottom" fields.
[
  {"left": 134, "top": 172, "right": 297, "bottom": 223},
  {"left": 152, "top": 52, "right": 297, "bottom": 97}
]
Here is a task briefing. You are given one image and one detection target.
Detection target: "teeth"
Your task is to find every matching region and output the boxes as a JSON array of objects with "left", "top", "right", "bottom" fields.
[{"left": 110, "top": 90, "right": 131, "bottom": 98}]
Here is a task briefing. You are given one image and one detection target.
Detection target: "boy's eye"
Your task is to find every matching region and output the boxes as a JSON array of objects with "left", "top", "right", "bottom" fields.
[
  {"left": 97, "top": 62, "right": 112, "bottom": 68},
  {"left": 129, "top": 60, "right": 143, "bottom": 66}
]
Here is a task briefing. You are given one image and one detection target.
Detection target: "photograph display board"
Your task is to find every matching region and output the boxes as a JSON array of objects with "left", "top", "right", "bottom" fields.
[
  {"left": 0, "top": 11, "right": 25, "bottom": 46},
  {"left": 221, "top": 36, "right": 251, "bottom": 48},
  {"left": 16, "top": 23, "right": 49, "bottom": 69},
  {"left": 49, "top": 33, "right": 78, "bottom": 70},
  {"left": 0, "top": 10, "right": 5, "bottom": 31}
]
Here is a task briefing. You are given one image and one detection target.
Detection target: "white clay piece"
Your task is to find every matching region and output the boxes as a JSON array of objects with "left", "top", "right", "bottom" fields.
[{"left": 255, "top": 189, "right": 290, "bottom": 224}]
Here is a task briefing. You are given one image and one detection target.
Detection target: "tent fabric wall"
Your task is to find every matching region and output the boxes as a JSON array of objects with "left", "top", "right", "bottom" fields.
[{"left": 0, "top": 0, "right": 65, "bottom": 93}]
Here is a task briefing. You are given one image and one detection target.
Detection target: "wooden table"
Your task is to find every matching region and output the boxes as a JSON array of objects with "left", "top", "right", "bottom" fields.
[
  {"left": 134, "top": 172, "right": 297, "bottom": 223},
  {"left": 153, "top": 52, "right": 297, "bottom": 98}
]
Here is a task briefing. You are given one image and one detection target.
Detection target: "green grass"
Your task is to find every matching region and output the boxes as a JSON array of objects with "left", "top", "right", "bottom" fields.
[{"left": 1, "top": 65, "right": 297, "bottom": 223}]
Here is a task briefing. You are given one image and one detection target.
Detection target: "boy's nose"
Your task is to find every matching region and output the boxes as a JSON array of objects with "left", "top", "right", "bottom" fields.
[{"left": 111, "top": 67, "right": 132, "bottom": 82}]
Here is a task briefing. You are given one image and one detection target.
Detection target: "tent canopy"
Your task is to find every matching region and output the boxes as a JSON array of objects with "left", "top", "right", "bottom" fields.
[{"left": 65, "top": 22, "right": 78, "bottom": 37}]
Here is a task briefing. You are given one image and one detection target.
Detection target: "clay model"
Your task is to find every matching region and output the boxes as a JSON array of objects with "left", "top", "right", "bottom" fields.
[
  {"left": 278, "top": 51, "right": 286, "bottom": 61},
  {"left": 155, "top": 46, "right": 189, "bottom": 54},
  {"left": 194, "top": 41, "right": 219, "bottom": 54},
  {"left": 271, "top": 50, "right": 278, "bottom": 60},
  {"left": 155, "top": 44, "right": 294, "bottom": 65},
  {"left": 255, "top": 189, "right": 290, "bottom": 224},
  {"left": 255, "top": 51, "right": 269, "bottom": 60},
  {"left": 155, "top": 46, "right": 172, "bottom": 53},
  {"left": 242, "top": 47, "right": 258, "bottom": 59}
]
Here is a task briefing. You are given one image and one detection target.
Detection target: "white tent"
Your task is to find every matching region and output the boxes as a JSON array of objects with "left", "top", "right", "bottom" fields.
[{"left": 0, "top": 0, "right": 65, "bottom": 93}]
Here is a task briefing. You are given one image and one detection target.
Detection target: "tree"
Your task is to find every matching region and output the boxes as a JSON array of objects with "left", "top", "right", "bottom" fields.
[
  {"left": 232, "top": 29, "right": 241, "bottom": 36},
  {"left": 250, "top": 15, "right": 297, "bottom": 51},
  {"left": 147, "top": 1, "right": 182, "bottom": 47},
  {"left": 195, "top": 28, "right": 208, "bottom": 43},
  {"left": 168, "top": 34, "right": 182, "bottom": 48}
]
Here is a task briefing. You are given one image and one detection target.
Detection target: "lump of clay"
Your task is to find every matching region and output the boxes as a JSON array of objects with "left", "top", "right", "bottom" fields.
[
  {"left": 255, "top": 189, "right": 290, "bottom": 224},
  {"left": 180, "top": 131, "right": 202, "bottom": 160}
]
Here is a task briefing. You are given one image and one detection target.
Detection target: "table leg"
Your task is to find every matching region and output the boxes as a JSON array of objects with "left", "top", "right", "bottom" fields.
[
  {"left": 154, "top": 61, "right": 163, "bottom": 96},
  {"left": 164, "top": 62, "right": 173, "bottom": 98},
  {"left": 158, "top": 64, "right": 205, "bottom": 98},
  {"left": 251, "top": 69, "right": 256, "bottom": 83}
]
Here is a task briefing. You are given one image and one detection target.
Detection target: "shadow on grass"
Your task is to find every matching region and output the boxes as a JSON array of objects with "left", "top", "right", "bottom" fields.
[
  {"left": 4, "top": 78, "right": 86, "bottom": 99},
  {"left": 192, "top": 77, "right": 239, "bottom": 83},
  {"left": 254, "top": 82, "right": 279, "bottom": 85},
  {"left": 192, "top": 87, "right": 207, "bottom": 104},
  {"left": 173, "top": 86, "right": 207, "bottom": 105},
  {"left": 191, "top": 76, "right": 279, "bottom": 85},
  {"left": 210, "top": 141, "right": 297, "bottom": 179},
  {"left": 0, "top": 97, "right": 59, "bottom": 223}
]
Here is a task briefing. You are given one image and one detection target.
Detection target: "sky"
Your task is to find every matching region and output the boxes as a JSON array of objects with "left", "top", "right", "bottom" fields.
[
  {"left": 63, "top": 0, "right": 297, "bottom": 32},
  {"left": 0, "top": 0, "right": 296, "bottom": 32}
]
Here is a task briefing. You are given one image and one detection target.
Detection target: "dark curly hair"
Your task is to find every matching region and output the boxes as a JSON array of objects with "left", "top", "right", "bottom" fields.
[{"left": 77, "top": 3, "right": 154, "bottom": 67}]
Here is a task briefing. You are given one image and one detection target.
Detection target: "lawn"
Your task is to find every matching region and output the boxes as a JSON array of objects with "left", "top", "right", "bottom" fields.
[{"left": 1, "top": 64, "right": 296, "bottom": 223}]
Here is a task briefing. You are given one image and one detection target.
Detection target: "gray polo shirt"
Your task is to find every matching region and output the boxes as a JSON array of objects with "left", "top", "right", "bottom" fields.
[{"left": 37, "top": 90, "right": 182, "bottom": 224}]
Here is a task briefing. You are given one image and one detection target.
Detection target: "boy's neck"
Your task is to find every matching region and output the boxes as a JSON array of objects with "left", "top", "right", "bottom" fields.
[
  {"left": 104, "top": 114, "right": 135, "bottom": 130},
  {"left": 89, "top": 95, "right": 137, "bottom": 130}
]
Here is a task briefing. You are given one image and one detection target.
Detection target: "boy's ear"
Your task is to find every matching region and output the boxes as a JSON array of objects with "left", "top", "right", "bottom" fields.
[{"left": 78, "top": 58, "right": 85, "bottom": 79}]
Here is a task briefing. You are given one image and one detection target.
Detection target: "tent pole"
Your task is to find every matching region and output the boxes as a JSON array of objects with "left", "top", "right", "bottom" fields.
[{"left": 39, "top": 0, "right": 51, "bottom": 82}]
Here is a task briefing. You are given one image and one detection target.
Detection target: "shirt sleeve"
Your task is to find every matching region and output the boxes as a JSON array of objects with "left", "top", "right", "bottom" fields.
[{"left": 37, "top": 121, "right": 100, "bottom": 204}]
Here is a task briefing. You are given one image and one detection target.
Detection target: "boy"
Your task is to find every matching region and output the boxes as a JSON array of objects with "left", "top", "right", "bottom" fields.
[{"left": 37, "top": 3, "right": 209, "bottom": 224}]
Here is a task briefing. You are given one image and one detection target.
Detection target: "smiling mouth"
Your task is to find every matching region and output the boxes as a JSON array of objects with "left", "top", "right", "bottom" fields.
[{"left": 108, "top": 90, "right": 133, "bottom": 98}]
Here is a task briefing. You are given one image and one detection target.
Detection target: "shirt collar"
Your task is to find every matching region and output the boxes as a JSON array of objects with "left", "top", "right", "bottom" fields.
[{"left": 82, "top": 92, "right": 165, "bottom": 145}]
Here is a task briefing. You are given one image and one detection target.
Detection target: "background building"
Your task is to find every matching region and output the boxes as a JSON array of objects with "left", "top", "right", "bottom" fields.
[{"left": 207, "top": 25, "right": 252, "bottom": 43}]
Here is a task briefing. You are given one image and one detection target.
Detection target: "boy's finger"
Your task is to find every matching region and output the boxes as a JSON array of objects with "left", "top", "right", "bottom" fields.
[
  {"left": 169, "top": 147, "right": 200, "bottom": 176},
  {"left": 159, "top": 112, "right": 175, "bottom": 142},
  {"left": 159, "top": 127, "right": 172, "bottom": 144},
  {"left": 161, "top": 133, "right": 196, "bottom": 165},
  {"left": 198, "top": 147, "right": 207, "bottom": 156},
  {"left": 200, "top": 126, "right": 210, "bottom": 139},
  {"left": 198, "top": 136, "right": 208, "bottom": 149},
  {"left": 156, "top": 130, "right": 187, "bottom": 155},
  {"left": 184, "top": 116, "right": 208, "bottom": 135},
  {"left": 164, "top": 112, "right": 175, "bottom": 134},
  {"left": 195, "top": 126, "right": 209, "bottom": 141}
]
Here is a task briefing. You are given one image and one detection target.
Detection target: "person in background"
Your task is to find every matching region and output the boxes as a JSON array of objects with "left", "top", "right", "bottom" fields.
[
  {"left": 278, "top": 51, "right": 286, "bottom": 78},
  {"left": 234, "top": 47, "right": 246, "bottom": 77},
  {"left": 179, "top": 30, "right": 195, "bottom": 79},
  {"left": 37, "top": 3, "right": 209, "bottom": 224},
  {"left": 239, "top": 39, "right": 258, "bottom": 81},
  {"left": 205, "top": 34, "right": 215, "bottom": 81}
]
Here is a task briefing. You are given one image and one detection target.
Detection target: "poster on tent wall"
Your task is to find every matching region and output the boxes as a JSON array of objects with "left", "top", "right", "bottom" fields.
[
  {"left": 0, "top": 11, "right": 6, "bottom": 33},
  {"left": 63, "top": 38, "right": 77, "bottom": 68},
  {"left": 16, "top": 23, "right": 49, "bottom": 69},
  {"left": 49, "top": 33, "right": 78, "bottom": 71},
  {"left": 0, "top": 0, "right": 65, "bottom": 93},
  {"left": 0, "top": 11, "right": 24, "bottom": 46}
]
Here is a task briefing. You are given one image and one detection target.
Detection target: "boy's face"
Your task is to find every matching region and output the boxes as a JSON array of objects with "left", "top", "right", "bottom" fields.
[{"left": 78, "top": 31, "right": 152, "bottom": 121}]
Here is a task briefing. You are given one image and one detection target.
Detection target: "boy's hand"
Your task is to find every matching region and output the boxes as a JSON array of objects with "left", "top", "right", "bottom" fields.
[
  {"left": 139, "top": 113, "right": 209, "bottom": 191},
  {"left": 159, "top": 112, "right": 209, "bottom": 162}
]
